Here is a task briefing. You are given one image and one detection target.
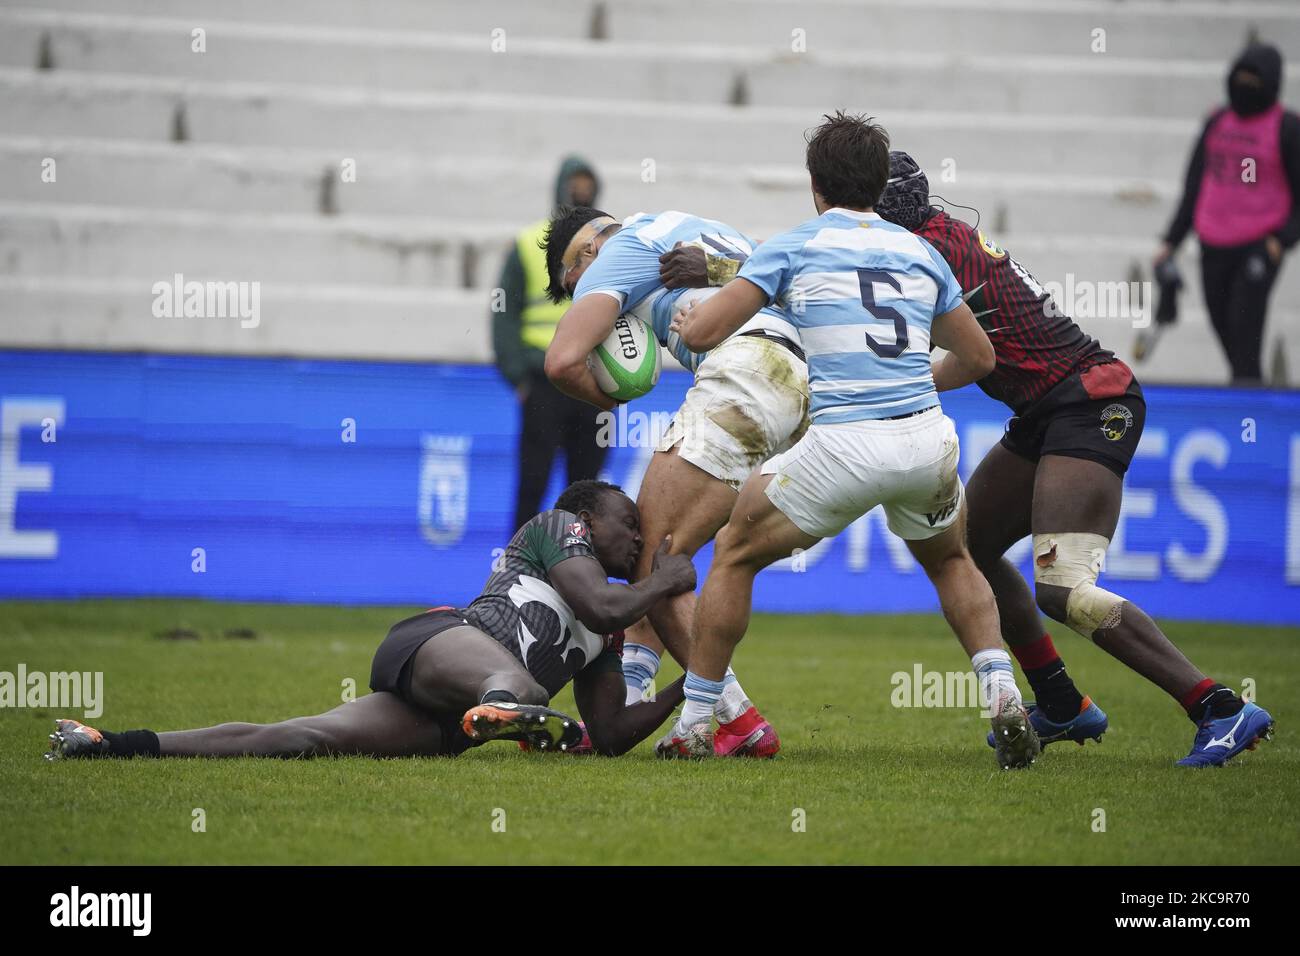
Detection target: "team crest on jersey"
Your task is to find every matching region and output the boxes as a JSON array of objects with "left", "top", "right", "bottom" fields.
[
  {"left": 1099, "top": 404, "right": 1134, "bottom": 441},
  {"left": 563, "top": 521, "right": 588, "bottom": 547},
  {"left": 976, "top": 230, "right": 1007, "bottom": 260}
]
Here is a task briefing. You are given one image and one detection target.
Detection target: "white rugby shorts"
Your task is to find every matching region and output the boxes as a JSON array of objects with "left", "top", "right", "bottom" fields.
[
  {"left": 656, "top": 332, "right": 809, "bottom": 490},
  {"left": 761, "top": 406, "right": 964, "bottom": 540}
]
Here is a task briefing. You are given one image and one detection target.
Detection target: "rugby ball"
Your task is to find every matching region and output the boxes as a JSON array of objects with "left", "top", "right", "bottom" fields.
[{"left": 588, "top": 316, "right": 662, "bottom": 401}]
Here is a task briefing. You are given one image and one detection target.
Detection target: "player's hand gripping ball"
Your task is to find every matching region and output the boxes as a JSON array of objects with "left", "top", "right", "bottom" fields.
[{"left": 588, "top": 316, "right": 662, "bottom": 401}]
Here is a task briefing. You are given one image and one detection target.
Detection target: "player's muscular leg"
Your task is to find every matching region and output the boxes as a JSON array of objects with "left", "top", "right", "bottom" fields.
[
  {"left": 405, "top": 625, "right": 549, "bottom": 713},
  {"left": 157, "top": 692, "right": 448, "bottom": 758},
  {"left": 626, "top": 445, "right": 737, "bottom": 664},
  {"left": 906, "top": 508, "right": 1003, "bottom": 659},
  {"left": 1031, "top": 454, "right": 1205, "bottom": 697},
  {"left": 964, "top": 443, "right": 1040, "bottom": 647},
  {"left": 690, "top": 473, "right": 819, "bottom": 681}
]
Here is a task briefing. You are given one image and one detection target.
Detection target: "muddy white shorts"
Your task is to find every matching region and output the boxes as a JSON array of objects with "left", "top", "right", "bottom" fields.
[
  {"left": 656, "top": 333, "right": 809, "bottom": 490},
  {"left": 761, "top": 406, "right": 964, "bottom": 540}
]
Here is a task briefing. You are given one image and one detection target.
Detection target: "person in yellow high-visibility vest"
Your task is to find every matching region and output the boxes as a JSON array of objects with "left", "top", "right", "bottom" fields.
[{"left": 493, "top": 156, "right": 609, "bottom": 531}]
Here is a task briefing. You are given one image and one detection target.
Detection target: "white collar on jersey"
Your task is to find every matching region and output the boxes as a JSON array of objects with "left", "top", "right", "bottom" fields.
[{"left": 824, "top": 207, "right": 882, "bottom": 221}]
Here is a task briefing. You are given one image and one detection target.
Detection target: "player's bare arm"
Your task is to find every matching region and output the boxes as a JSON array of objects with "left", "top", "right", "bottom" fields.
[
  {"left": 658, "top": 243, "right": 741, "bottom": 290},
  {"left": 930, "top": 301, "right": 996, "bottom": 392},
  {"left": 573, "top": 665, "right": 687, "bottom": 756},
  {"left": 669, "top": 277, "right": 767, "bottom": 351},
  {"left": 544, "top": 293, "right": 622, "bottom": 411},
  {"left": 550, "top": 537, "right": 697, "bottom": 634}
]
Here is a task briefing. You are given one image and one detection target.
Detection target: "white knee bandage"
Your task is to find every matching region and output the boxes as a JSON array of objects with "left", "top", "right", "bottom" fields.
[{"left": 1033, "top": 533, "right": 1125, "bottom": 639}]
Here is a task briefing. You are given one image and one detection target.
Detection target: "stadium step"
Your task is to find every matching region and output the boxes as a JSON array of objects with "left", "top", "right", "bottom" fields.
[
  {"left": 601, "top": 0, "right": 1300, "bottom": 61},
  {"left": 3, "top": 7, "right": 1297, "bottom": 118},
  {"left": 0, "top": 275, "right": 496, "bottom": 363},
  {"left": 7, "top": 0, "right": 1297, "bottom": 61},
  {"left": 0, "top": 67, "right": 1201, "bottom": 179},
  {"left": 6, "top": 196, "right": 1292, "bottom": 292},
  {"left": 0, "top": 0, "right": 597, "bottom": 39},
  {"left": 0, "top": 136, "right": 1180, "bottom": 238},
  {"left": 4, "top": 273, "right": 1294, "bottom": 385},
  {"left": 5, "top": 200, "right": 1298, "bottom": 335},
  {"left": 0, "top": 202, "right": 517, "bottom": 288},
  {"left": 0, "top": 9, "right": 737, "bottom": 110}
]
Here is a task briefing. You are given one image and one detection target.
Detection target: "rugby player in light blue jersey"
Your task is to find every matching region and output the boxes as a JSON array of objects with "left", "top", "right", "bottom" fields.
[
  {"left": 665, "top": 112, "right": 1040, "bottom": 770},
  {"left": 542, "top": 208, "right": 811, "bottom": 757}
]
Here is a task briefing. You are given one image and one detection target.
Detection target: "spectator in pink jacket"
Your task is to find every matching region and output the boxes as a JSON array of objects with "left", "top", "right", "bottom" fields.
[{"left": 1157, "top": 43, "right": 1300, "bottom": 383}]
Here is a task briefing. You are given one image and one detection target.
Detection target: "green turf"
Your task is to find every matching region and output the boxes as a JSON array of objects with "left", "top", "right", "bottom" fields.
[{"left": 1, "top": 599, "right": 1296, "bottom": 865}]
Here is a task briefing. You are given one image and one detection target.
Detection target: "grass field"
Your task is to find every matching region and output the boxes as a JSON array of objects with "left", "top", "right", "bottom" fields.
[{"left": 1, "top": 599, "right": 1297, "bottom": 865}]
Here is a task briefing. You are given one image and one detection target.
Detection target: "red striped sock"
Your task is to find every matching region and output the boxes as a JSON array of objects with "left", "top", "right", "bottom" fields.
[{"left": 1011, "top": 634, "right": 1060, "bottom": 671}]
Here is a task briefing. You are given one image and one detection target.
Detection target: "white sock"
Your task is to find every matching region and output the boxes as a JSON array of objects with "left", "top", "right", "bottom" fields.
[
  {"left": 678, "top": 671, "right": 725, "bottom": 732},
  {"left": 621, "top": 642, "right": 660, "bottom": 705},
  {"left": 972, "top": 648, "right": 1021, "bottom": 710},
  {"left": 715, "top": 669, "right": 752, "bottom": 723}
]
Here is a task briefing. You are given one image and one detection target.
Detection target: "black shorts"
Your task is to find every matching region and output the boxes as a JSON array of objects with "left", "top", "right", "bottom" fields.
[
  {"left": 369, "top": 606, "right": 476, "bottom": 756},
  {"left": 1000, "top": 368, "right": 1145, "bottom": 478}
]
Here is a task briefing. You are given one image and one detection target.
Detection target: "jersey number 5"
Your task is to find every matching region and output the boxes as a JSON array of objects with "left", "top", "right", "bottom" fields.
[{"left": 857, "top": 268, "right": 909, "bottom": 359}]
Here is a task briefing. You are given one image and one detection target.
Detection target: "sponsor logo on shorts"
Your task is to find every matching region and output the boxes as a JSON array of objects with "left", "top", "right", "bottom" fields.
[
  {"left": 925, "top": 496, "right": 959, "bottom": 527},
  {"left": 1099, "top": 403, "right": 1134, "bottom": 441}
]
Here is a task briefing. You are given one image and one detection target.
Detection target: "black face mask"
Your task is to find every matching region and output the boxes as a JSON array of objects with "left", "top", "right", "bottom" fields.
[
  {"left": 1230, "top": 79, "right": 1274, "bottom": 117},
  {"left": 1225, "top": 43, "right": 1283, "bottom": 118}
]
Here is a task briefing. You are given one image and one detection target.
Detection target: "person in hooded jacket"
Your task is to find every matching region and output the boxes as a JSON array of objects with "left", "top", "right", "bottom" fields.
[
  {"left": 494, "top": 157, "right": 610, "bottom": 530},
  {"left": 1157, "top": 42, "right": 1300, "bottom": 383}
]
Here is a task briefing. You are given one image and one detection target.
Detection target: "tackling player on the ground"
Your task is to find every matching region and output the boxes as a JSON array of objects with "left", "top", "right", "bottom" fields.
[
  {"left": 542, "top": 205, "right": 811, "bottom": 757},
  {"left": 46, "top": 481, "right": 697, "bottom": 762},
  {"left": 869, "top": 150, "right": 1274, "bottom": 767},
  {"left": 663, "top": 112, "right": 1040, "bottom": 770}
]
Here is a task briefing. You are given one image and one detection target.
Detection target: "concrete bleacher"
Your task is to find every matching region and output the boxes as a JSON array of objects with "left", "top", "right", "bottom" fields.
[{"left": 1, "top": 0, "right": 1298, "bottom": 381}]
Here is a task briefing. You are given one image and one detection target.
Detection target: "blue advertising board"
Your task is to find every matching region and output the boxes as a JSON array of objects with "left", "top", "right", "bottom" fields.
[{"left": 1, "top": 350, "right": 1297, "bottom": 624}]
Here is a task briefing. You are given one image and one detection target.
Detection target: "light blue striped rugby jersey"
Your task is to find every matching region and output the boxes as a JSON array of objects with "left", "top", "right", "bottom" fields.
[
  {"left": 737, "top": 208, "right": 963, "bottom": 424},
  {"left": 572, "top": 211, "right": 799, "bottom": 372}
]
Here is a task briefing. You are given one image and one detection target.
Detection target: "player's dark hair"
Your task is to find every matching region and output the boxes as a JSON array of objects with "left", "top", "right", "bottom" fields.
[
  {"left": 542, "top": 205, "right": 614, "bottom": 304},
  {"left": 805, "top": 111, "right": 891, "bottom": 210},
  {"left": 555, "top": 479, "right": 624, "bottom": 517}
]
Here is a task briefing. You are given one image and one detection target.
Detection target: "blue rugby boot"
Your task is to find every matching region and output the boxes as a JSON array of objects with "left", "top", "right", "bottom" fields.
[
  {"left": 986, "top": 696, "right": 1108, "bottom": 750},
  {"left": 1177, "top": 701, "right": 1274, "bottom": 767}
]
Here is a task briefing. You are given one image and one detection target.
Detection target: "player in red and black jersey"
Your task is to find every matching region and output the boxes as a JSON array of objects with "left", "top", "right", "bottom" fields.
[
  {"left": 874, "top": 152, "right": 1271, "bottom": 766},
  {"left": 45, "top": 481, "right": 700, "bottom": 762},
  {"left": 910, "top": 201, "right": 1127, "bottom": 416}
]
